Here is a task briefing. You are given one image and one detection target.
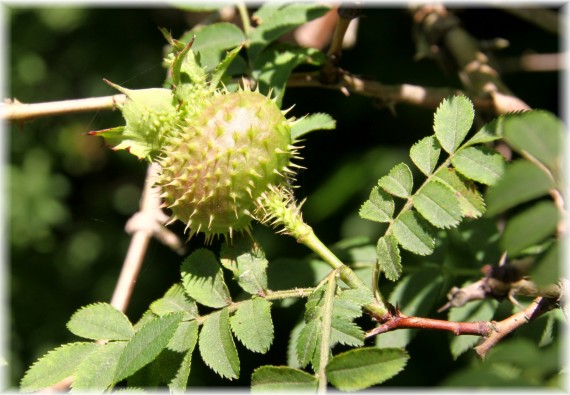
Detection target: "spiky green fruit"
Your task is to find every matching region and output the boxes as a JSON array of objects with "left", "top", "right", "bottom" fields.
[{"left": 157, "top": 90, "right": 295, "bottom": 239}]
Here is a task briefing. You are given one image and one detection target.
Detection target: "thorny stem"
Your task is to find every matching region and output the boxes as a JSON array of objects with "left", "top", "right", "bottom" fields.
[{"left": 318, "top": 271, "right": 338, "bottom": 393}]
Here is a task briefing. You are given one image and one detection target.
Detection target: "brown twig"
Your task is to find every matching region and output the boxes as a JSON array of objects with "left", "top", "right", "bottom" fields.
[
  {"left": 474, "top": 296, "right": 558, "bottom": 357},
  {"left": 410, "top": 5, "right": 531, "bottom": 114},
  {"left": 110, "top": 162, "right": 184, "bottom": 313},
  {"left": 287, "top": 71, "right": 499, "bottom": 112},
  {"left": 1, "top": 94, "right": 126, "bottom": 121}
]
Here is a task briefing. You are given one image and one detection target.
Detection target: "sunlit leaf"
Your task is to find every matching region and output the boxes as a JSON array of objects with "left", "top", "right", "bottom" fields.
[
  {"left": 434, "top": 167, "right": 485, "bottom": 218},
  {"left": 230, "top": 298, "right": 274, "bottom": 353},
  {"left": 410, "top": 135, "right": 441, "bottom": 176},
  {"left": 167, "top": 320, "right": 198, "bottom": 353},
  {"left": 392, "top": 210, "right": 435, "bottom": 255},
  {"left": 72, "top": 342, "right": 126, "bottom": 392},
  {"left": 150, "top": 283, "right": 198, "bottom": 320},
  {"left": 451, "top": 146, "right": 505, "bottom": 186},
  {"left": 181, "top": 248, "right": 231, "bottom": 308},
  {"left": 21, "top": 342, "right": 98, "bottom": 392},
  {"left": 433, "top": 95, "right": 474, "bottom": 153},
  {"left": 198, "top": 308, "right": 240, "bottom": 380},
  {"left": 251, "top": 366, "right": 318, "bottom": 392},
  {"left": 378, "top": 163, "right": 414, "bottom": 198},
  {"left": 220, "top": 236, "right": 268, "bottom": 295},
  {"left": 291, "top": 113, "right": 336, "bottom": 140},
  {"left": 67, "top": 302, "right": 134, "bottom": 341},
  {"left": 464, "top": 115, "right": 505, "bottom": 146},
  {"left": 376, "top": 234, "right": 402, "bottom": 281},
  {"left": 359, "top": 186, "right": 395, "bottom": 223},
  {"left": 413, "top": 180, "right": 462, "bottom": 228},
  {"left": 326, "top": 348, "right": 409, "bottom": 391},
  {"left": 113, "top": 312, "right": 183, "bottom": 383}
]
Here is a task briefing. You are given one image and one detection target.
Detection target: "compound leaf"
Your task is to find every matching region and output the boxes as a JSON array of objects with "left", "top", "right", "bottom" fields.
[
  {"left": 359, "top": 186, "right": 395, "bottom": 223},
  {"left": 150, "top": 283, "right": 198, "bottom": 320},
  {"left": 392, "top": 210, "right": 435, "bottom": 255},
  {"left": 167, "top": 320, "right": 198, "bottom": 354},
  {"left": 21, "top": 342, "right": 98, "bottom": 392},
  {"left": 220, "top": 236, "right": 268, "bottom": 295},
  {"left": 181, "top": 248, "right": 231, "bottom": 308},
  {"left": 378, "top": 163, "right": 414, "bottom": 198},
  {"left": 296, "top": 320, "right": 320, "bottom": 369},
  {"left": 72, "top": 342, "right": 126, "bottom": 392},
  {"left": 251, "top": 366, "right": 318, "bottom": 392},
  {"left": 434, "top": 167, "right": 485, "bottom": 218},
  {"left": 291, "top": 113, "right": 336, "bottom": 140},
  {"left": 485, "top": 159, "right": 554, "bottom": 216},
  {"left": 113, "top": 312, "right": 183, "bottom": 383},
  {"left": 413, "top": 180, "right": 462, "bottom": 228},
  {"left": 67, "top": 302, "right": 134, "bottom": 341},
  {"left": 230, "top": 298, "right": 274, "bottom": 353},
  {"left": 376, "top": 234, "right": 402, "bottom": 281},
  {"left": 326, "top": 348, "right": 409, "bottom": 391},
  {"left": 465, "top": 115, "right": 505, "bottom": 146},
  {"left": 410, "top": 135, "right": 441, "bottom": 176},
  {"left": 451, "top": 146, "right": 505, "bottom": 186},
  {"left": 433, "top": 95, "right": 474, "bottom": 153},
  {"left": 198, "top": 308, "right": 240, "bottom": 380}
]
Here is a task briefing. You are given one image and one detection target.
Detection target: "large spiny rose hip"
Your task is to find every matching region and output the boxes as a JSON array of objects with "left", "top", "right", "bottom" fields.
[{"left": 157, "top": 90, "right": 298, "bottom": 240}]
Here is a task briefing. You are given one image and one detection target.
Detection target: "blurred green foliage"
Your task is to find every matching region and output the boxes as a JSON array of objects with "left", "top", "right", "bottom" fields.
[{"left": 6, "top": 5, "right": 562, "bottom": 390}]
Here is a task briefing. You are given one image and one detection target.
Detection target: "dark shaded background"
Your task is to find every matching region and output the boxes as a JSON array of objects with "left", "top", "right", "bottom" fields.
[{"left": 7, "top": 5, "right": 562, "bottom": 389}]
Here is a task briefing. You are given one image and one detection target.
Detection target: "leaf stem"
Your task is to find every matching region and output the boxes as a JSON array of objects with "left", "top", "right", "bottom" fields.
[
  {"left": 236, "top": 2, "right": 252, "bottom": 38},
  {"left": 317, "top": 271, "right": 338, "bottom": 393}
]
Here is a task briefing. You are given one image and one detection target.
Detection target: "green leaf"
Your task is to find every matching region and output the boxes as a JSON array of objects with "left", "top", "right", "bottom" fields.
[
  {"left": 291, "top": 113, "right": 336, "bottom": 140},
  {"left": 167, "top": 320, "right": 198, "bottom": 353},
  {"left": 500, "top": 200, "right": 559, "bottom": 256},
  {"left": 296, "top": 320, "right": 320, "bottom": 369},
  {"left": 326, "top": 348, "right": 409, "bottom": 391},
  {"left": 413, "top": 180, "right": 462, "bottom": 228},
  {"left": 485, "top": 159, "right": 555, "bottom": 216},
  {"left": 378, "top": 163, "right": 414, "bottom": 198},
  {"left": 230, "top": 298, "right": 274, "bottom": 353},
  {"left": 114, "top": 312, "right": 183, "bottom": 383},
  {"left": 531, "top": 241, "right": 560, "bottom": 288},
  {"left": 210, "top": 44, "right": 244, "bottom": 89},
  {"left": 182, "top": 22, "right": 246, "bottom": 72},
  {"left": 464, "top": 115, "right": 505, "bottom": 146},
  {"left": 220, "top": 235, "right": 268, "bottom": 295},
  {"left": 168, "top": 348, "right": 194, "bottom": 393},
  {"left": 150, "top": 283, "right": 198, "bottom": 320},
  {"left": 287, "top": 321, "right": 304, "bottom": 368},
  {"left": 434, "top": 167, "right": 485, "bottom": 218},
  {"left": 452, "top": 146, "right": 505, "bottom": 186},
  {"left": 20, "top": 342, "right": 98, "bottom": 392},
  {"left": 251, "top": 366, "right": 318, "bottom": 392},
  {"left": 253, "top": 44, "right": 326, "bottom": 106},
  {"left": 376, "top": 268, "right": 443, "bottom": 348},
  {"left": 448, "top": 299, "right": 498, "bottom": 360},
  {"left": 66, "top": 302, "right": 134, "bottom": 341},
  {"left": 433, "top": 95, "right": 474, "bottom": 153},
  {"left": 376, "top": 234, "right": 402, "bottom": 281},
  {"left": 198, "top": 308, "right": 240, "bottom": 380},
  {"left": 503, "top": 110, "right": 564, "bottom": 175},
  {"left": 359, "top": 186, "right": 395, "bottom": 223},
  {"left": 72, "top": 342, "right": 126, "bottom": 392},
  {"left": 181, "top": 248, "right": 231, "bottom": 308},
  {"left": 249, "top": 3, "right": 330, "bottom": 59},
  {"left": 392, "top": 210, "right": 435, "bottom": 255},
  {"left": 410, "top": 135, "right": 441, "bottom": 176},
  {"left": 330, "top": 319, "right": 364, "bottom": 347}
]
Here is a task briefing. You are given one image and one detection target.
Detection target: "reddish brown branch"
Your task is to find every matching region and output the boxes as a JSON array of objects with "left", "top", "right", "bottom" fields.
[{"left": 366, "top": 313, "right": 491, "bottom": 338}]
